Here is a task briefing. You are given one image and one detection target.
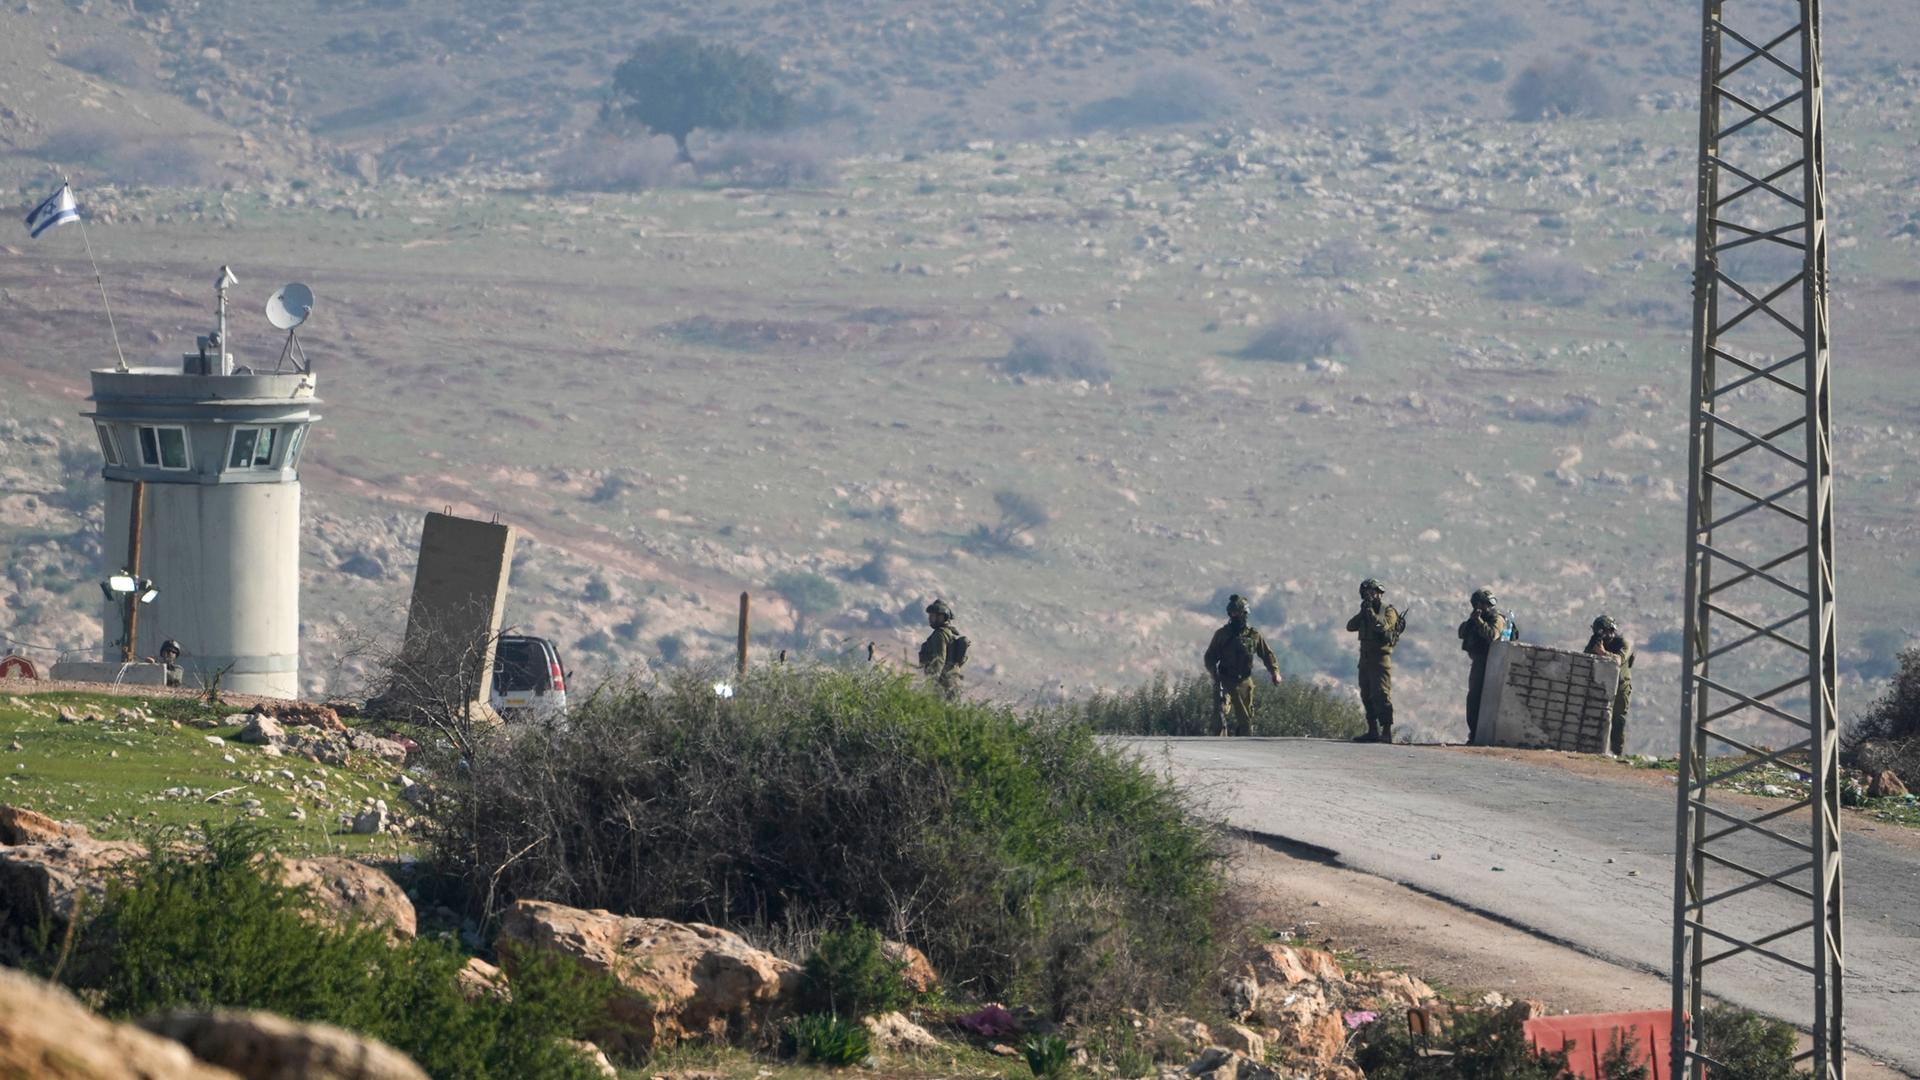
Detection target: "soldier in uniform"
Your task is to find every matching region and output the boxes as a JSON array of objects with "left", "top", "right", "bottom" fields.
[
  {"left": 1456, "top": 589, "right": 1506, "bottom": 743},
  {"left": 918, "top": 599, "right": 968, "bottom": 698},
  {"left": 1585, "top": 615, "right": 1633, "bottom": 756},
  {"left": 1203, "top": 594, "right": 1282, "bottom": 737},
  {"left": 1345, "top": 578, "right": 1405, "bottom": 744},
  {"left": 156, "top": 639, "right": 184, "bottom": 689}
]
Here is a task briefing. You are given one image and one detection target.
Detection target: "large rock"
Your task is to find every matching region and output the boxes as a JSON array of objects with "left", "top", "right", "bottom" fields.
[
  {"left": 0, "top": 836, "right": 145, "bottom": 957},
  {"left": 348, "top": 733, "right": 410, "bottom": 765},
  {"left": 277, "top": 856, "right": 417, "bottom": 939},
  {"left": 1244, "top": 943, "right": 1345, "bottom": 989},
  {"left": 455, "top": 957, "right": 509, "bottom": 1001},
  {"left": 255, "top": 701, "right": 347, "bottom": 732},
  {"left": 883, "top": 938, "right": 939, "bottom": 994},
  {"left": 138, "top": 1010, "right": 428, "bottom": 1080},
  {"left": 1353, "top": 970, "right": 1437, "bottom": 1009},
  {"left": 1263, "top": 994, "right": 1347, "bottom": 1066},
  {"left": 236, "top": 715, "right": 285, "bottom": 746},
  {"left": 496, "top": 900, "right": 801, "bottom": 1054},
  {"left": 0, "top": 966, "right": 240, "bottom": 1079},
  {"left": 0, "top": 802, "right": 91, "bottom": 844},
  {"left": 864, "top": 1011, "right": 941, "bottom": 1051},
  {"left": 1869, "top": 768, "right": 1909, "bottom": 799}
]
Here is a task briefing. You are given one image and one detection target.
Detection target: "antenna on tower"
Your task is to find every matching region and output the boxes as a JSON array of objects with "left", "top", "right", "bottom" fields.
[{"left": 266, "top": 283, "right": 314, "bottom": 375}]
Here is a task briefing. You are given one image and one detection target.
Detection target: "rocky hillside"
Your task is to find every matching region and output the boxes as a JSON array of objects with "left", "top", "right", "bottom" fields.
[{"left": 6, "top": 0, "right": 1919, "bottom": 185}]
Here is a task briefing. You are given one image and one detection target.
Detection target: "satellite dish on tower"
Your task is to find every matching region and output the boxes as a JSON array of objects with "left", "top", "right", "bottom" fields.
[
  {"left": 266, "top": 283, "right": 313, "bottom": 330},
  {"left": 265, "top": 283, "right": 315, "bottom": 374}
]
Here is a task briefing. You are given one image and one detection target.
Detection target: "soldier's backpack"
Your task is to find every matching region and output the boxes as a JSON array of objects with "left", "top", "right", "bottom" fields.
[
  {"left": 947, "top": 632, "right": 970, "bottom": 669},
  {"left": 1218, "top": 627, "right": 1257, "bottom": 682}
]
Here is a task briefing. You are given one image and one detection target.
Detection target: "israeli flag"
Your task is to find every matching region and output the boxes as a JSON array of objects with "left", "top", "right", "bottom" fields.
[{"left": 23, "top": 184, "right": 80, "bottom": 239}]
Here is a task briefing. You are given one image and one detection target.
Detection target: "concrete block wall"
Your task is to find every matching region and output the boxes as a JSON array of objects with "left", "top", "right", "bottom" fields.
[
  {"left": 1474, "top": 640, "right": 1620, "bottom": 753},
  {"left": 398, "top": 512, "right": 517, "bottom": 705}
]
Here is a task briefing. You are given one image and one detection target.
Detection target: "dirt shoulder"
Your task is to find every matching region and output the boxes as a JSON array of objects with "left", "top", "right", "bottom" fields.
[{"left": 1229, "top": 834, "right": 1914, "bottom": 1079}]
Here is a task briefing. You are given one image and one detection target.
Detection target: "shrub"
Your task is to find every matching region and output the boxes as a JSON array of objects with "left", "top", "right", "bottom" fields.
[
  {"left": 51, "top": 824, "right": 612, "bottom": 1080},
  {"left": 1239, "top": 313, "right": 1359, "bottom": 364},
  {"left": 1072, "top": 64, "right": 1238, "bottom": 132},
  {"left": 1486, "top": 254, "right": 1601, "bottom": 307},
  {"left": 800, "top": 923, "right": 911, "bottom": 1017},
  {"left": 549, "top": 135, "right": 684, "bottom": 192},
  {"left": 772, "top": 570, "right": 843, "bottom": 630},
  {"left": 1355, "top": 1007, "right": 1573, "bottom": 1079},
  {"left": 1300, "top": 238, "right": 1373, "bottom": 279},
  {"left": 427, "top": 667, "right": 1233, "bottom": 1017},
  {"left": 1719, "top": 239, "right": 1807, "bottom": 287},
  {"left": 1698, "top": 1005, "right": 1798, "bottom": 1080},
  {"left": 699, "top": 134, "right": 840, "bottom": 188},
  {"left": 1847, "top": 645, "right": 1920, "bottom": 748},
  {"left": 1064, "top": 673, "right": 1364, "bottom": 740},
  {"left": 1022, "top": 1033, "right": 1072, "bottom": 1079},
  {"left": 1508, "top": 54, "right": 1620, "bottom": 121},
  {"left": 783, "top": 1012, "right": 873, "bottom": 1066},
  {"left": 37, "top": 128, "right": 222, "bottom": 187},
  {"left": 1004, "top": 320, "right": 1113, "bottom": 383},
  {"left": 62, "top": 44, "right": 151, "bottom": 88},
  {"left": 53, "top": 443, "right": 102, "bottom": 515}
]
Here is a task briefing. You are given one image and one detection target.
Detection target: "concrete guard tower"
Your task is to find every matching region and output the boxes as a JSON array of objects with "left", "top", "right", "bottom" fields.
[{"left": 80, "top": 267, "right": 321, "bottom": 698}]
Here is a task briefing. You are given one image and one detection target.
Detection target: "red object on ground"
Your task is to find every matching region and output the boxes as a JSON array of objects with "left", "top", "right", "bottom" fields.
[{"left": 1525, "top": 1011, "right": 1675, "bottom": 1079}]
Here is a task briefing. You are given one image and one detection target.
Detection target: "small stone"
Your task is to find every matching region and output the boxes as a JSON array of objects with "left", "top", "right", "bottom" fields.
[{"left": 204, "top": 736, "right": 225, "bottom": 747}]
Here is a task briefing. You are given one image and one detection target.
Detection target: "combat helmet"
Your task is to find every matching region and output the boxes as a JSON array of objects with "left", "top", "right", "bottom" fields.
[
  {"left": 158, "top": 639, "right": 183, "bottom": 659},
  {"left": 1359, "top": 577, "right": 1384, "bottom": 597},
  {"left": 1592, "top": 614, "right": 1616, "bottom": 633},
  {"left": 1470, "top": 588, "right": 1496, "bottom": 609},
  {"left": 1226, "top": 594, "right": 1250, "bottom": 617},
  {"left": 926, "top": 598, "right": 954, "bottom": 620}
]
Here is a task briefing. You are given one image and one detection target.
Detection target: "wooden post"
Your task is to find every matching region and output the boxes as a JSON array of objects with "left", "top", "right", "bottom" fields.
[
  {"left": 736, "top": 591, "right": 750, "bottom": 676},
  {"left": 122, "top": 480, "right": 146, "bottom": 662}
]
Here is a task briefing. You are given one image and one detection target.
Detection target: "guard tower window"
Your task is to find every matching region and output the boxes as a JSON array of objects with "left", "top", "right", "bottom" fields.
[
  {"left": 283, "top": 426, "right": 306, "bottom": 469},
  {"left": 136, "top": 425, "right": 190, "bottom": 471},
  {"left": 226, "top": 426, "right": 279, "bottom": 470},
  {"left": 94, "top": 423, "right": 121, "bottom": 467}
]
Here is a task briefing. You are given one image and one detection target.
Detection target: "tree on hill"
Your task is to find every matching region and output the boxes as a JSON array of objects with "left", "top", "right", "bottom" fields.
[
  {"left": 771, "top": 570, "right": 841, "bottom": 636},
  {"left": 604, "top": 35, "right": 793, "bottom": 164}
]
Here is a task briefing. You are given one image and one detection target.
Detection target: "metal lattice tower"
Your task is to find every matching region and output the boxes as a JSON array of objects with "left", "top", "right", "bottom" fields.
[{"left": 1671, "top": 0, "right": 1841, "bottom": 1077}]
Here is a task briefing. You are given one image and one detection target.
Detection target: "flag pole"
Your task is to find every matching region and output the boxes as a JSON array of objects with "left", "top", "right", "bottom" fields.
[{"left": 60, "top": 172, "right": 129, "bottom": 372}]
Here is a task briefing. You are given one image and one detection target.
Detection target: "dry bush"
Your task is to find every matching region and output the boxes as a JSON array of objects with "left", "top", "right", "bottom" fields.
[
  {"left": 62, "top": 44, "right": 152, "bottom": 88},
  {"left": 36, "top": 128, "right": 222, "bottom": 187},
  {"left": 1486, "top": 253, "right": 1602, "bottom": 307},
  {"left": 1071, "top": 63, "right": 1239, "bottom": 132},
  {"left": 1300, "top": 238, "right": 1373, "bottom": 279},
  {"left": 424, "top": 667, "right": 1236, "bottom": 1017},
  {"left": 697, "top": 134, "right": 840, "bottom": 188},
  {"left": 1003, "top": 320, "right": 1113, "bottom": 383},
  {"left": 1240, "top": 312, "right": 1359, "bottom": 364},
  {"left": 1507, "top": 53, "right": 1621, "bottom": 121},
  {"left": 547, "top": 135, "right": 685, "bottom": 192}
]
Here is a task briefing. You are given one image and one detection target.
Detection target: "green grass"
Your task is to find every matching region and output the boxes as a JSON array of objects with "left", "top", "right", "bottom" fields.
[
  {"left": 0, "top": 692, "right": 410, "bottom": 857},
  {"left": 642, "top": 1039, "right": 1025, "bottom": 1080}
]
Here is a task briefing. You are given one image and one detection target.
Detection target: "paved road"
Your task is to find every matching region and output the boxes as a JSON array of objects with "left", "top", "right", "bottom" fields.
[{"left": 1136, "top": 739, "right": 1920, "bottom": 1074}]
